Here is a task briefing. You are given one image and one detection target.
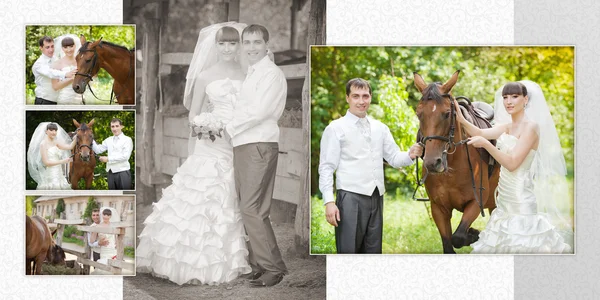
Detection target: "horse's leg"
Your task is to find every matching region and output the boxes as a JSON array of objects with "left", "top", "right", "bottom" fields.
[
  {"left": 71, "top": 173, "right": 78, "bottom": 190},
  {"left": 431, "top": 203, "right": 455, "bottom": 254},
  {"left": 85, "top": 172, "right": 93, "bottom": 189},
  {"left": 452, "top": 199, "right": 482, "bottom": 248},
  {"left": 26, "top": 258, "right": 31, "bottom": 275},
  {"left": 34, "top": 254, "right": 45, "bottom": 275}
]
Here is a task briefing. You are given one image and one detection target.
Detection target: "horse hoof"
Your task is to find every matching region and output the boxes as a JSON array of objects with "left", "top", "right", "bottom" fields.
[
  {"left": 467, "top": 228, "right": 480, "bottom": 245},
  {"left": 451, "top": 234, "right": 467, "bottom": 249}
]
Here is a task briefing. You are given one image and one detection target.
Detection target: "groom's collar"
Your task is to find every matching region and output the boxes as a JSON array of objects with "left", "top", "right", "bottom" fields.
[
  {"left": 249, "top": 55, "right": 271, "bottom": 69},
  {"left": 41, "top": 54, "right": 52, "bottom": 61},
  {"left": 344, "top": 110, "right": 369, "bottom": 123}
]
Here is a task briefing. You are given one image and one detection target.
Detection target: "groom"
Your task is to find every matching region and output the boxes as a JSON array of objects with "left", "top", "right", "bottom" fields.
[
  {"left": 318, "top": 78, "right": 423, "bottom": 254},
  {"left": 92, "top": 118, "right": 133, "bottom": 190},
  {"left": 225, "top": 24, "right": 288, "bottom": 287},
  {"left": 32, "top": 36, "right": 77, "bottom": 105}
]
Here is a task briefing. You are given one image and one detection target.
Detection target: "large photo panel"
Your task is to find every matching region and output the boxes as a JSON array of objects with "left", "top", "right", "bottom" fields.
[{"left": 310, "top": 46, "right": 574, "bottom": 255}]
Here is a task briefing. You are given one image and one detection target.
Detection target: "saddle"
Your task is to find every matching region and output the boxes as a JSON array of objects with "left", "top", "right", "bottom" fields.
[{"left": 456, "top": 98, "right": 497, "bottom": 175}]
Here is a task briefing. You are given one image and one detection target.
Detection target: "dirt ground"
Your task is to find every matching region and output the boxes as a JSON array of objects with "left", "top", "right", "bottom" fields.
[{"left": 123, "top": 203, "right": 326, "bottom": 300}]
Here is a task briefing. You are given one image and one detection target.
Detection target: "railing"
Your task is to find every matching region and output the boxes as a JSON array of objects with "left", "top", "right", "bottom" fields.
[{"left": 53, "top": 218, "right": 134, "bottom": 275}]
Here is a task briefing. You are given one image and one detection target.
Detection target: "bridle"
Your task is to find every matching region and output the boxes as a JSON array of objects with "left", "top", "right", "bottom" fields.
[
  {"left": 73, "top": 128, "right": 95, "bottom": 162},
  {"left": 412, "top": 94, "right": 486, "bottom": 217}
]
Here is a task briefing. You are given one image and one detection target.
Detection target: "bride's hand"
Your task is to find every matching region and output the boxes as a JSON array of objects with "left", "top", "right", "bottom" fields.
[
  {"left": 63, "top": 157, "right": 73, "bottom": 164},
  {"left": 453, "top": 100, "right": 468, "bottom": 125},
  {"left": 467, "top": 136, "right": 489, "bottom": 148}
]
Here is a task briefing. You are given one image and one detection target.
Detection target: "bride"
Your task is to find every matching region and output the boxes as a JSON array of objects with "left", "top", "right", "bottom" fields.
[
  {"left": 51, "top": 35, "right": 83, "bottom": 105},
  {"left": 96, "top": 208, "right": 118, "bottom": 264},
  {"left": 136, "top": 22, "right": 251, "bottom": 285},
  {"left": 455, "top": 81, "right": 573, "bottom": 254},
  {"left": 27, "top": 122, "right": 76, "bottom": 190}
]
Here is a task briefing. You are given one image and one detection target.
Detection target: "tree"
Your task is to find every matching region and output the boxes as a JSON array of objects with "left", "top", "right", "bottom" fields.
[
  {"left": 56, "top": 199, "right": 65, "bottom": 218},
  {"left": 82, "top": 197, "right": 99, "bottom": 224}
]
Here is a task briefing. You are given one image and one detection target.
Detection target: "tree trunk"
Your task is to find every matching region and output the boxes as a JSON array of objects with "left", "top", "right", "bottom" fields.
[{"left": 294, "top": 0, "right": 326, "bottom": 257}]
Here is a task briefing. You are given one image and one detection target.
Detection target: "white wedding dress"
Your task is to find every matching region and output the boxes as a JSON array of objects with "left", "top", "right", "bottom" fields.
[
  {"left": 471, "top": 133, "right": 571, "bottom": 254},
  {"left": 98, "top": 232, "right": 117, "bottom": 264},
  {"left": 137, "top": 78, "right": 251, "bottom": 285},
  {"left": 56, "top": 66, "right": 83, "bottom": 105},
  {"left": 36, "top": 145, "right": 71, "bottom": 190}
]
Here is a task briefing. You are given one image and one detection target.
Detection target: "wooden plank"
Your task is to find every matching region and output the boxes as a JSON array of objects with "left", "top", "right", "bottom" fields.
[
  {"left": 279, "top": 127, "right": 303, "bottom": 152},
  {"left": 161, "top": 154, "right": 180, "bottom": 176},
  {"left": 54, "top": 219, "right": 85, "bottom": 225},
  {"left": 162, "top": 136, "right": 188, "bottom": 158},
  {"left": 76, "top": 225, "right": 124, "bottom": 235},
  {"left": 280, "top": 63, "right": 306, "bottom": 80},
  {"left": 273, "top": 175, "right": 301, "bottom": 205},
  {"left": 161, "top": 53, "right": 193, "bottom": 66},
  {"left": 227, "top": 0, "right": 240, "bottom": 22},
  {"left": 62, "top": 247, "right": 86, "bottom": 256},
  {"left": 163, "top": 117, "right": 189, "bottom": 138},
  {"left": 107, "top": 259, "right": 135, "bottom": 271},
  {"left": 56, "top": 224, "right": 64, "bottom": 246},
  {"left": 77, "top": 257, "right": 111, "bottom": 272}
]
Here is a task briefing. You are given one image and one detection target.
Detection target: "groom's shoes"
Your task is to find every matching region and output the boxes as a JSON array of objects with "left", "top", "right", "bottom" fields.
[
  {"left": 240, "top": 269, "right": 264, "bottom": 280},
  {"left": 249, "top": 272, "right": 285, "bottom": 287}
]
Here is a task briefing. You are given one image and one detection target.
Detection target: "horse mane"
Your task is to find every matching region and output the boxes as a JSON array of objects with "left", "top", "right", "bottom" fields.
[
  {"left": 80, "top": 40, "right": 133, "bottom": 53},
  {"left": 421, "top": 82, "right": 447, "bottom": 104},
  {"left": 79, "top": 122, "right": 89, "bottom": 131}
]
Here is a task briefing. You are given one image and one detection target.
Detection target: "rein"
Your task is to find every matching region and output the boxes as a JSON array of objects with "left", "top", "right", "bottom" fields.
[{"left": 411, "top": 95, "right": 486, "bottom": 217}]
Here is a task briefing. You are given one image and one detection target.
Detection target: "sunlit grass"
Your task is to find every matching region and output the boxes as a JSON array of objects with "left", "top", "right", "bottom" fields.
[
  {"left": 26, "top": 75, "right": 117, "bottom": 105},
  {"left": 311, "top": 194, "right": 490, "bottom": 254}
]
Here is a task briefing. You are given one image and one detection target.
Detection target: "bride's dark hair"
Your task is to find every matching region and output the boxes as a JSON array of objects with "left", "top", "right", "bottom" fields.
[
  {"left": 502, "top": 81, "right": 528, "bottom": 96},
  {"left": 46, "top": 123, "right": 58, "bottom": 131},
  {"left": 215, "top": 26, "right": 240, "bottom": 43},
  {"left": 61, "top": 37, "right": 75, "bottom": 47}
]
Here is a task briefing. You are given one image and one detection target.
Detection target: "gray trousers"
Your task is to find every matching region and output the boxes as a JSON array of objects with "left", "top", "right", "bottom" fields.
[
  {"left": 335, "top": 188, "right": 383, "bottom": 254},
  {"left": 108, "top": 169, "right": 131, "bottom": 190},
  {"left": 233, "top": 142, "right": 287, "bottom": 274}
]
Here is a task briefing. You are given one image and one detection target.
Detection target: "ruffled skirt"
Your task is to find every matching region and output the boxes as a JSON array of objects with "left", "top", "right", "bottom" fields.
[
  {"left": 137, "top": 139, "right": 251, "bottom": 285},
  {"left": 471, "top": 208, "right": 571, "bottom": 254}
]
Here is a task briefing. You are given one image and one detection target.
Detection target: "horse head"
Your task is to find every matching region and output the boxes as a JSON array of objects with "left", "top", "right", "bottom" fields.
[
  {"left": 414, "top": 70, "right": 460, "bottom": 173},
  {"left": 73, "top": 119, "right": 95, "bottom": 161},
  {"left": 47, "top": 242, "right": 67, "bottom": 267},
  {"left": 73, "top": 36, "right": 103, "bottom": 94}
]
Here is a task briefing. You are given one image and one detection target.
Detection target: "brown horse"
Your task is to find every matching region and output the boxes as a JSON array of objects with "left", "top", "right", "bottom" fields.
[
  {"left": 73, "top": 36, "right": 135, "bottom": 105},
  {"left": 70, "top": 119, "right": 96, "bottom": 189},
  {"left": 414, "top": 71, "right": 500, "bottom": 254},
  {"left": 26, "top": 215, "right": 66, "bottom": 275}
]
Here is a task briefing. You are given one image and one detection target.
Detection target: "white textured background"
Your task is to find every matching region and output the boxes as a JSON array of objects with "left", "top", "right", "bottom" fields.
[
  {"left": 326, "top": 1, "right": 515, "bottom": 299},
  {"left": 0, "top": 1, "right": 123, "bottom": 299},
  {"left": 327, "top": 0, "right": 514, "bottom": 45}
]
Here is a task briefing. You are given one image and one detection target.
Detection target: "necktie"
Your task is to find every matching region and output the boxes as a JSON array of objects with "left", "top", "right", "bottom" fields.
[
  {"left": 114, "top": 136, "right": 119, "bottom": 144},
  {"left": 358, "top": 118, "right": 370, "bottom": 140}
]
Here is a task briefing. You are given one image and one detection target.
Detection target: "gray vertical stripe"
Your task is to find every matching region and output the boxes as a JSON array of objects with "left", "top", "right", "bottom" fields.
[{"left": 515, "top": 0, "right": 600, "bottom": 298}]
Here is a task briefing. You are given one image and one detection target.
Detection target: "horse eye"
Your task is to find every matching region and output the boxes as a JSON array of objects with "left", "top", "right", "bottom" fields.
[
  {"left": 444, "top": 111, "right": 451, "bottom": 119},
  {"left": 85, "top": 59, "right": 92, "bottom": 63}
]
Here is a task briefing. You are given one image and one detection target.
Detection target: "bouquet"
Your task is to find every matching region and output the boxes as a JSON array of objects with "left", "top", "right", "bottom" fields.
[{"left": 190, "top": 112, "right": 224, "bottom": 142}]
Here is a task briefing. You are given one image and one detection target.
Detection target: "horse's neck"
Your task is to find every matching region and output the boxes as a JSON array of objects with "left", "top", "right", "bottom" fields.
[{"left": 98, "top": 46, "right": 132, "bottom": 82}]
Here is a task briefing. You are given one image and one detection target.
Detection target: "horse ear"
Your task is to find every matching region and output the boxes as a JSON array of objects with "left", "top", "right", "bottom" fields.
[
  {"left": 80, "top": 35, "right": 86, "bottom": 45},
  {"left": 441, "top": 70, "right": 461, "bottom": 94},
  {"left": 413, "top": 72, "right": 427, "bottom": 93},
  {"left": 51, "top": 229, "right": 57, "bottom": 237},
  {"left": 88, "top": 119, "right": 95, "bottom": 127},
  {"left": 73, "top": 119, "right": 81, "bottom": 128}
]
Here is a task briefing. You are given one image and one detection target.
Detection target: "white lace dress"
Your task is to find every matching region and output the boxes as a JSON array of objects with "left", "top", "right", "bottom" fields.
[
  {"left": 37, "top": 145, "right": 71, "bottom": 190},
  {"left": 136, "top": 79, "right": 251, "bottom": 285},
  {"left": 471, "top": 133, "right": 571, "bottom": 254},
  {"left": 56, "top": 65, "right": 83, "bottom": 105}
]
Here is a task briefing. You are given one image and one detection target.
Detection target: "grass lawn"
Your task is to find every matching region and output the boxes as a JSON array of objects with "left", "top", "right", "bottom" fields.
[{"left": 310, "top": 194, "right": 489, "bottom": 254}]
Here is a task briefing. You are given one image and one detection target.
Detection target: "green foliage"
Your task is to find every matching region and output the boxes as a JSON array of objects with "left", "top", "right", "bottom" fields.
[
  {"left": 310, "top": 196, "right": 336, "bottom": 254},
  {"left": 25, "top": 110, "right": 136, "bottom": 190},
  {"left": 82, "top": 197, "right": 99, "bottom": 220},
  {"left": 56, "top": 199, "right": 65, "bottom": 217},
  {"left": 25, "top": 25, "right": 135, "bottom": 105},
  {"left": 26, "top": 196, "right": 37, "bottom": 216},
  {"left": 311, "top": 46, "right": 575, "bottom": 197},
  {"left": 124, "top": 246, "right": 135, "bottom": 258}
]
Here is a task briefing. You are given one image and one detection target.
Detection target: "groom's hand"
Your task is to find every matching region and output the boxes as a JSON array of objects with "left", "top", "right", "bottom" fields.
[
  {"left": 66, "top": 69, "right": 77, "bottom": 79},
  {"left": 99, "top": 156, "right": 108, "bottom": 163},
  {"left": 325, "top": 202, "right": 340, "bottom": 227}
]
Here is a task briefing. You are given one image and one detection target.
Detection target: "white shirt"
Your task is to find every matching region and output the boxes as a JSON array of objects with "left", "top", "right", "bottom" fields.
[
  {"left": 32, "top": 54, "right": 66, "bottom": 101},
  {"left": 92, "top": 133, "right": 133, "bottom": 173},
  {"left": 225, "top": 55, "right": 287, "bottom": 147},
  {"left": 318, "top": 111, "right": 415, "bottom": 205}
]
